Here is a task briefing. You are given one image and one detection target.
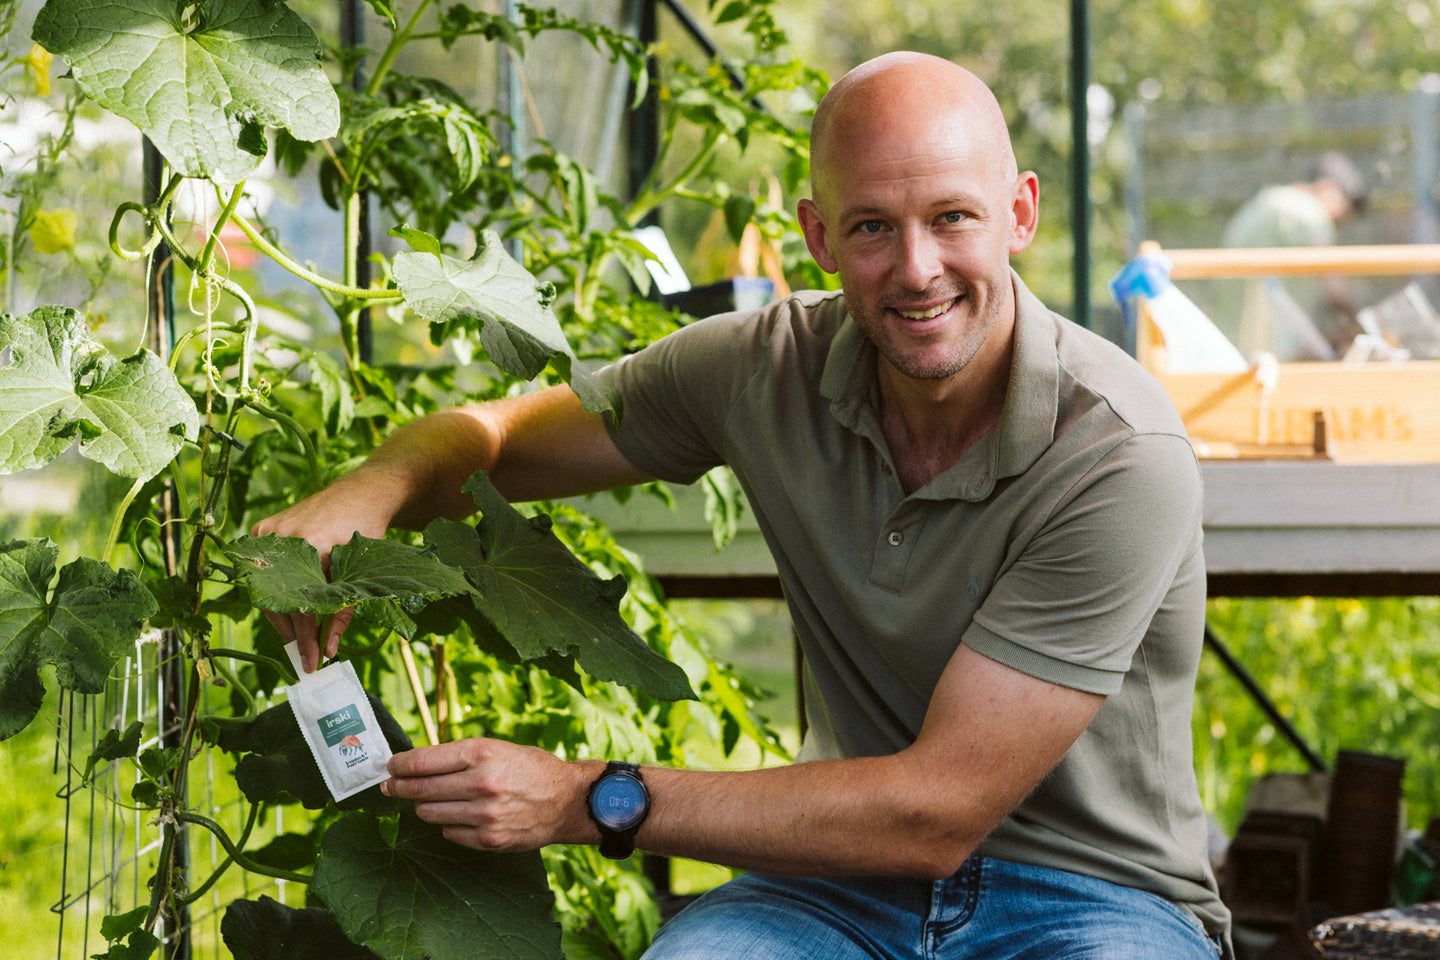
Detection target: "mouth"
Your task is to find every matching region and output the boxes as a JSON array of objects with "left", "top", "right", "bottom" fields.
[{"left": 894, "top": 297, "right": 958, "bottom": 321}]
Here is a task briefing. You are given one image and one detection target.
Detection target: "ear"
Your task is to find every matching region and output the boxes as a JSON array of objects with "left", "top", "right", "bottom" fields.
[
  {"left": 1008, "top": 172, "right": 1039, "bottom": 255},
  {"left": 797, "top": 198, "right": 839, "bottom": 274}
]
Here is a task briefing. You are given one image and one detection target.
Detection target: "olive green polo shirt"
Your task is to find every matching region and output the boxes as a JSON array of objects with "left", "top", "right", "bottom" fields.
[{"left": 601, "top": 273, "right": 1229, "bottom": 946}]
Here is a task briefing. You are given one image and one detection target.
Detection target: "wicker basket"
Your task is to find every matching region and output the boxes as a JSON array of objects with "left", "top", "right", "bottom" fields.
[{"left": 1310, "top": 902, "right": 1440, "bottom": 959}]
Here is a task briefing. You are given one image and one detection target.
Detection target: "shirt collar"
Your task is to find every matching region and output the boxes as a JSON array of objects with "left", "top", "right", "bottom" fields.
[{"left": 819, "top": 270, "right": 1060, "bottom": 501}]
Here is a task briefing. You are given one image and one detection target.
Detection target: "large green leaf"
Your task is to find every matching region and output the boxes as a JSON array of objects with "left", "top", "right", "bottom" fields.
[
  {"left": 313, "top": 812, "right": 562, "bottom": 960},
  {"left": 224, "top": 533, "right": 474, "bottom": 615},
  {"left": 223, "top": 896, "right": 381, "bottom": 960},
  {"left": 31, "top": 0, "right": 340, "bottom": 186},
  {"left": 0, "top": 539, "right": 158, "bottom": 740},
  {"left": 0, "top": 307, "right": 200, "bottom": 479},
  {"left": 392, "top": 233, "right": 617, "bottom": 413},
  {"left": 407, "top": 596, "right": 585, "bottom": 691},
  {"left": 422, "top": 473, "right": 696, "bottom": 702}
]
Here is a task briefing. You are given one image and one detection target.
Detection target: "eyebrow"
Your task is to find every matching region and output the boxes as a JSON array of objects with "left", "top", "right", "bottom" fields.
[{"left": 838, "top": 195, "right": 987, "bottom": 225}]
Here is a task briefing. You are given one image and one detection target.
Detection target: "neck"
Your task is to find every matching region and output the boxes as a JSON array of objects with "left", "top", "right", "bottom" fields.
[{"left": 878, "top": 327, "right": 1015, "bottom": 494}]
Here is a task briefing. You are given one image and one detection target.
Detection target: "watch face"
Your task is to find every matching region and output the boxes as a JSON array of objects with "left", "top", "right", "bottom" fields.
[{"left": 590, "top": 773, "right": 648, "bottom": 830}]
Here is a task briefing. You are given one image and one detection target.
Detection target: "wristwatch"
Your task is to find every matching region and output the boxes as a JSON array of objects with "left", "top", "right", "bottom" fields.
[{"left": 586, "top": 761, "right": 650, "bottom": 859}]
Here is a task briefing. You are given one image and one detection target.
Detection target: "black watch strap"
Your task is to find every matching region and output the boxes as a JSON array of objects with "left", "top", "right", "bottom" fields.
[{"left": 587, "top": 761, "right": 649, "bottom": 860}]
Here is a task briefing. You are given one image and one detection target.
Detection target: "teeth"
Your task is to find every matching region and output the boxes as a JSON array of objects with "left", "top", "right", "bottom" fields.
[{"left": 897, "top": 299, "right": 954, "bottom": 320}]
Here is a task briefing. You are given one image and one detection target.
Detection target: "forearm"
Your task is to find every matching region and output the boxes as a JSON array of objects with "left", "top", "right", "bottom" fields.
[
  {"left": 629, "top": 755, "right": 986, "bottom": 879},
  {"left": 264, "top": 385, "right": 645, "bottom": 538},
  {"left": 358, "top": 407, "right": 502, "bottom": 528},
  {"left": 251, "top": 407, "right": 498, "bottom": 552},
  {"left": 385, "top": 740, "right": 985, "bottom": 879},
  {"left": 616, "top": 648, "right": 1101, "bottom": 878},
  {"left": 366, "top": 386, "right": 647, "bottom": 518}
]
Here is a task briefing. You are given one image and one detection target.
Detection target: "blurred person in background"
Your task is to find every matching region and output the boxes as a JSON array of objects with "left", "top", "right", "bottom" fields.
[{"left": 1220, "top": 151, "right": 1370, "bottom": 360}]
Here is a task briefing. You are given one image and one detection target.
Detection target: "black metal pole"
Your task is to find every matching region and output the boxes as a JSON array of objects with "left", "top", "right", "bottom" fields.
[
  {"left": 1204, "top": 626, "right": 1328, "bottom": 773},
  {"left": 143, "top": 137, "right": 191, "bottom": 960},
  {"left": 1069, "top": 0, "right": 1092, "bottom": 329},
  {"left": 629, "top": 0, "right": 661, "bottom": 217},
  {"left": 341, "top": 0, "right": 373, "bottom": 365},
  {"left": 497, "top": 0, "right": 527, "bottom": 261}
]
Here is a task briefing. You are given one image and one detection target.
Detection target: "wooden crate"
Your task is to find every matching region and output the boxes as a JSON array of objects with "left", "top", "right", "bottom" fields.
[
  {"left": 1153, "top": 361, "right": 1440, "bottom": 462},
  {"left": 1135, "top": 242, "right": 1440, "bottom": 463}
]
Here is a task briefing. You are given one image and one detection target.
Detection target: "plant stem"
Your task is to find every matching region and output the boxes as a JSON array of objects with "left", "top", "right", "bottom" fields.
[
  {"left": 181, "top": 800, "right": 261, "bottom": 904},
  {"left": 196, "top": 182, "right": 245, "bottom": 279},
  {"left": 365, "top": 0, "right": 438, "bottom": 98},
  {"left": 627, "top": 123, "right": 725, "bottom": 224},
  {"left": 207, "top": 647, "right": 292, "bottom": 681},
  {"left": 102, "top": 477, "right": 148, "bottom": 567},
  {"left": 108, "top": 201, "right": 161, "bottom": 261},
  {"left": 182, "top": 407, "right": 242, "bottom": 615},
  {"left": 340, "top": 189, "right": 364, "bottom": 376},
  {"left": 166, "top": 320, "right": 244, "bottom": 374},
  {"left": 208, "top": 659, "right": 261, "bottom": 723},
  {"left": 224, "top": 209, "right": 401, "bottom": 302},
  {"left": 149, "top": 212, "right": 261, "bottom": 340},
  {"left": 398, "top": 636, "right": 440, "bottom": 745},
  {"left": 143, "top": 824, "right": 177, "bottom": 933},
  {"left": 174, "top": 810, "right": 311, "bottom": 885},
  {"left": 247, "top": 401, "right": 324, "bottom": 494}
]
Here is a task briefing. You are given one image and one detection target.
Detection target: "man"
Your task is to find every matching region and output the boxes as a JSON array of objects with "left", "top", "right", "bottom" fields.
[
  {"left": 1218, "top": 152, "right": 1370, "bottom": 360},
  {"left": 256, "top": 52, "right": 1230, "bottom": 959}
]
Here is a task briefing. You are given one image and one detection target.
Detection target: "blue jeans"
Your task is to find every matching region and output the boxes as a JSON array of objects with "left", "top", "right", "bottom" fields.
[{"left": 643, "top": 857, "right": 1223, "bottom": 960}]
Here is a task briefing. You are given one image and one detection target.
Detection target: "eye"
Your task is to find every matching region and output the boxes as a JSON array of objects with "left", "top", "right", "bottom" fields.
[
  {"left": 855, "top": 219, "right": 886, "bottom": 235},
  {"left": 940, "top": 211, "right": 969, "bottom": 225}
]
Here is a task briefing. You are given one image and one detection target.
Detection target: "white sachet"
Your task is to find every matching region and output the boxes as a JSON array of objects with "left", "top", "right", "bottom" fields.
[{"left": 283, "top": 641, "right": 393, "bottom": 802}]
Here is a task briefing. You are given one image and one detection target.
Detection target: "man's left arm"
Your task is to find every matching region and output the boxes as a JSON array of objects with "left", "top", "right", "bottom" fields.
[{"left": 380, "top": 643, "right": 1102, "bottom": 879}]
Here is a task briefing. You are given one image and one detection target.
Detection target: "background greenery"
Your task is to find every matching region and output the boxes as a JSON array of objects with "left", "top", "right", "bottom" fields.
[
  {"left": 4, "top": 0, "right": 1440, "bottom": 956},
  {"left": 767, "top": 0, "right": 1440, "bottom": 317}
]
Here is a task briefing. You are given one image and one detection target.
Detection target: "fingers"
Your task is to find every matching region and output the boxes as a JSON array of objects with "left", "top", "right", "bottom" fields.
[
  {"left": 265, "top": 609, "right": 325, "bottom": 674},
  {"left": 252, "top": 502, "right": 365, "bottom": 671},
  {"left": 386, "top": 741, "right": 481, "bottom": 783},
  {"left": 324, "top": 608, "right": 354, "bottom": 661},
  {"left": 295, "top": 631, "right": 321, "bottom": 674},
  {"left": 380, "top": 740, "right": 571, "bottom": 853},
  {"left": 264, "top": 609, "right": 295, "bottom": 645}
]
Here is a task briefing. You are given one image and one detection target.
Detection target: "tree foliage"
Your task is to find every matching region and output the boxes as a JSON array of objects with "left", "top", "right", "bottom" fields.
[{"left": 771, "top": 0, "right": 1440, "bottom": 308}]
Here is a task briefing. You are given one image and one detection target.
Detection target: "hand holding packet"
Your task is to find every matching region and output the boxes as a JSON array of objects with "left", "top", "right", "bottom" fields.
[{"left": 283, "top": 641, "right": 393, "bottom": 802}]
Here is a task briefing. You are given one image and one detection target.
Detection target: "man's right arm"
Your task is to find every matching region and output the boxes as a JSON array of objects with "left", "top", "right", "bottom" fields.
[{"left": 251, "top": 385, "right": 653, "bottom": 668}]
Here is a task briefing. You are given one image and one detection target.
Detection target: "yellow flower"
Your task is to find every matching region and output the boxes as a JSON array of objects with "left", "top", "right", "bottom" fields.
[
  {"left": 30, "top": 208, "right": 76, "bottom": 254},
  {"left": 24, "top": 44, "right": 53, "bottom": 98}
]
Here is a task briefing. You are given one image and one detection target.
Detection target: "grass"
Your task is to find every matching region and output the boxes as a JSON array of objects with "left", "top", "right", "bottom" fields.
[
  {"left": 1, "top": 676, "right": 309, "bottom": 960},
  {"left": 1, "top": 691, "right": 108, "bottom": 960}
]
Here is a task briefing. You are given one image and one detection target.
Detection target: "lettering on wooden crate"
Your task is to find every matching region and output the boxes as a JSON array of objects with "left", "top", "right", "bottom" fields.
[{"left": 1264, "top": 406, "right": 1414, "bottom": 445}]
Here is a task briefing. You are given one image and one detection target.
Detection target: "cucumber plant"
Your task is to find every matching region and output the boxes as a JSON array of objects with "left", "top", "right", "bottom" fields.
[{"left": 0, "top": 2, "right": 823, "bottom": 958}]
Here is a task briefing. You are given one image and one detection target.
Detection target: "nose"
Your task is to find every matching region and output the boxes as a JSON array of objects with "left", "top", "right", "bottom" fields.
[{"left": 893, "top": 225, "right": 943, "bottom": 292}]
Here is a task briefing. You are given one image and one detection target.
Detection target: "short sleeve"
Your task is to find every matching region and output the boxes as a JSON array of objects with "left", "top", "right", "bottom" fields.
[
  {"left": 963, "top": 432, "right": 1204, "bottom": 695},
  {"left": 600, "top": 297, "right": 814, "bottom": 484}
]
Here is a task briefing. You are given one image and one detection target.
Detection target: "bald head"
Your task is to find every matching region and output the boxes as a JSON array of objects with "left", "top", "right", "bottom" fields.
[{"left": 809, "top": 53, "right": 1017, "bottom": 214}]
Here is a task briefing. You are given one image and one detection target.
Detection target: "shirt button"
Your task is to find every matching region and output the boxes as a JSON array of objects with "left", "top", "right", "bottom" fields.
[{"left": 887, "top": 531, "right": 904, "bottom": 546}]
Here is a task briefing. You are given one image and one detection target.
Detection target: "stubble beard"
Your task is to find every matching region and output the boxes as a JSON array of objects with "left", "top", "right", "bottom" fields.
[{"left": 856, "top": 276, "right": 1009, "bottom": 382}]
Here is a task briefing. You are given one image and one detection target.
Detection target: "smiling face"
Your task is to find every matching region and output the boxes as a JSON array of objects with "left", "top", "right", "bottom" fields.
[{"left": 798, "top": 55, "right": 1038, "bottom": 385}]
